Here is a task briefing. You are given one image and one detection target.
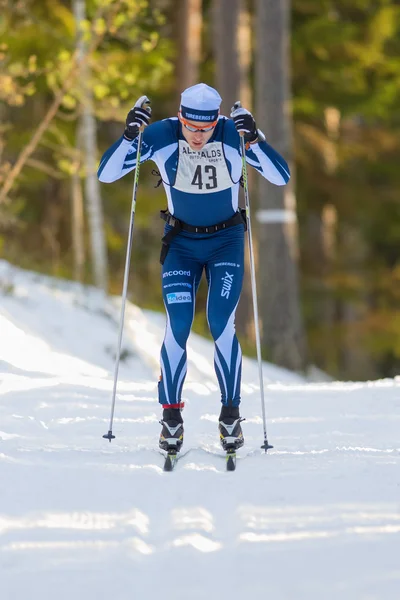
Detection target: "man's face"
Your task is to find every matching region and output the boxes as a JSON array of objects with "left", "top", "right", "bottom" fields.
[{"left": 179, "top": 115, "right": 217, "bottom": 151}]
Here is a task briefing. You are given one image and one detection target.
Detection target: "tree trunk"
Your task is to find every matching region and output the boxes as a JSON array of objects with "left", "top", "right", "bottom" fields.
[
  {"left": 177, "top": 0, "right": 202, "bottom": 93},
  {"left": 71, "top": 170, "right": 85, "bottom": 283},
  {"left": 212, "top": 0, "right": 240, "bottom": 115},
  {"left": 255, "top": 0, "right": 306, "bottom": 371},
  {"left": 73, "top": 0, "right": 108, "bottom": 292},
  {"left": 212, "top": 0, "right": 255, "bottom": 341}
]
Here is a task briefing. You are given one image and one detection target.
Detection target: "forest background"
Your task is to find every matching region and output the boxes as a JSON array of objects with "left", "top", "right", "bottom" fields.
[{"left": 1, "top": 0, "right": 400, "bottom": 382}]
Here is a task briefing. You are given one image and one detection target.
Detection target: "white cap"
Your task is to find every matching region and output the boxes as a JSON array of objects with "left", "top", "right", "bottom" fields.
[{"left": 180, "top": 83, "right": 222, "bottom": 122}]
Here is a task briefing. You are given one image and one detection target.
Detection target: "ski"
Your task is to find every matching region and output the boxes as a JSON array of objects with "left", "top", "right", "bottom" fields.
[
  {"left": 163, "top": 449, "right": 178, "bottom": 471},
  {"left": 226, "top": 448, "right": 236, "bottom": 471},
  {"left": 162, "top": 447, "right": 238, "bottom": 471}
]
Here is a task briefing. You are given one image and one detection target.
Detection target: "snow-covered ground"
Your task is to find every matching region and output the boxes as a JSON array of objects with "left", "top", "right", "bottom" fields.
[{"left": 0, "top": 259, "right": 399, "bottom": 600}]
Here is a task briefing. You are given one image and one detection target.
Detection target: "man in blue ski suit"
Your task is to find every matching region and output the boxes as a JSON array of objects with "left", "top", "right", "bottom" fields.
[{"left": 98, "top": 83, "right": 290, "bottom": 452}]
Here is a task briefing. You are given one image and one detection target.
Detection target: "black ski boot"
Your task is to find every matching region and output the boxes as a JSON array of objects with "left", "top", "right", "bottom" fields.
[
  {"left": 219, "top": 405, "right": 244, "bottom": 450},
  {"left": 159, "top": 408, "right": 184, "bottom": 452}
]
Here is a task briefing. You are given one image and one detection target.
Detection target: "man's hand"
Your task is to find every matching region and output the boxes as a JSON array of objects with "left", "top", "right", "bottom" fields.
[
  {"left": 230, "top": 103, "right": 258, "bottom": 144},
  {"left": 124, "top": 95, "right": 151, "bottom": 141}
]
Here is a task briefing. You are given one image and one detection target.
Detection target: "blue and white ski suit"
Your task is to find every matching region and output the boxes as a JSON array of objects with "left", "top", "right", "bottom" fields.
[{"left": 98, "top": 116, "right": 290, "bottom": 408}]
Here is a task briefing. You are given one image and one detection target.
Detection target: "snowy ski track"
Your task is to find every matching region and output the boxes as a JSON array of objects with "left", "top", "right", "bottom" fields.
[{"left": 0, "top": 260, "right": 399, "bottom": 600}]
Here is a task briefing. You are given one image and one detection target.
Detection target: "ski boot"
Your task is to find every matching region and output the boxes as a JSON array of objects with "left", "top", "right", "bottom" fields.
[
  {"left": 218, "top": 405, "right": 244, "bottom": 451},
  {"left": 159, "top": 407, "right": 184, "bottom": 452}
]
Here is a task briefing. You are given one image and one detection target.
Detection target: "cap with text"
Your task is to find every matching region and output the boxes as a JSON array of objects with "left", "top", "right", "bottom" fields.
[{"left": 180, "top": 83, "right": 222, "bottom": 122}]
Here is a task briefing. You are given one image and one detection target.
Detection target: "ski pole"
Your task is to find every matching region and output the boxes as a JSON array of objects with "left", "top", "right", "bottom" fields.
[
  {"left": 103, "top": 97, "right": 151, "bottom": 442},
  {"left": 233, "top": 101, "right": 273, "bottom": 452}
]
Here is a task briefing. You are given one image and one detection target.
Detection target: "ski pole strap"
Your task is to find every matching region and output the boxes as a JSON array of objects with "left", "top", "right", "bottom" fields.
[{"left": 159, "top": 209, "right": 247, "bottom": 265}]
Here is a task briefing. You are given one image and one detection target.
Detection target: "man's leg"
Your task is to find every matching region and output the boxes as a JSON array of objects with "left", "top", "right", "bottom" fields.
[
  {"left": 158, "top": 246, "right": 203, "bottom": 409},
  {"left": 205, "top": 227, "right": 245, "bottom": 407},
  {"left": 205, "top": 227, "right": 245, "bottom": 449}
]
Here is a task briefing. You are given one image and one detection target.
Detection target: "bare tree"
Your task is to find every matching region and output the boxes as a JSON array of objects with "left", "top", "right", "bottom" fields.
[
  {"left": 73, "top": 0, "right": 108, "bottom": 291},
  {"left": 255, "top": 0, "right": 306, "bottom": 371}
]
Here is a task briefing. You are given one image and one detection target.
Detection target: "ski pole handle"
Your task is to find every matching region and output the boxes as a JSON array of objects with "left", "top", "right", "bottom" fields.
[
  {"left": 138, "top": 96, "right": 151, "bottom": 132},
  {"left": 232, "top": 100, "right": 245, "bottom": 137}
]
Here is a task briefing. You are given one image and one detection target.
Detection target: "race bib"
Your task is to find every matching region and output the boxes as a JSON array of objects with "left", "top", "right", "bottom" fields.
[{"left": 174, "top": 140, "right": 233, "bottom": 194}]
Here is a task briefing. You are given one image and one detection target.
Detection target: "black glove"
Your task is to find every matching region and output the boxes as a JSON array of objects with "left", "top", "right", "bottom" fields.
[
  {"left": 124, "top": 95, "right": 151, "bottom": 141},
  {"left": 230, "top": 104, "right": 258, "bottom": 143}
]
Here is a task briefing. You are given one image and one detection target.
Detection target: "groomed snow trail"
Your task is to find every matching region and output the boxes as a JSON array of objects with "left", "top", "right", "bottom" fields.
[{"left": 1, "top": 261, "right": 399, "bottom": 600}]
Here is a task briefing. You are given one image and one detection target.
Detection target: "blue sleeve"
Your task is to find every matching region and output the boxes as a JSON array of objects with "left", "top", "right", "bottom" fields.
[
  {"left": 223, "top": 118, "right": 290, "bottom": 186},
  {"left": 245, "top": 140, "right": 290, "bottom": 185},
  {"left": 98, "top": 120, "right": 175, "bottom": 183}
]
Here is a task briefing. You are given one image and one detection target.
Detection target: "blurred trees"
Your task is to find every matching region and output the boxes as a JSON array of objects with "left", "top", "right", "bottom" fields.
[
  {"left": 292, "top": 0, "right": 400, "bottom": 378},
  {"left": 2, "top": 0, "right": 400, "bottom": 380},
  {"left": 0, "top": 0, "right": 172, "bottom": 275}
]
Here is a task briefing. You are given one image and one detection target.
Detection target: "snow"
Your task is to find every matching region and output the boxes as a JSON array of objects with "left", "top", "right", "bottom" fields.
[{"left": 0, "top": 259, "right": 399, "bottom": 600}]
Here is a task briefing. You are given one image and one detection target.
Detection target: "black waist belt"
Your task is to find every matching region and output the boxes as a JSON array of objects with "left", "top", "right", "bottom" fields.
[{"left": 159, "top": 209, "right": 247, "bottom": 265}]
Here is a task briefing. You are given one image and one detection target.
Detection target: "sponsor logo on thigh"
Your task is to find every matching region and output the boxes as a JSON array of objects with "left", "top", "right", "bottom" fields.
[{"left": 166, "top": 292, "right": 192, "bottom": 304}]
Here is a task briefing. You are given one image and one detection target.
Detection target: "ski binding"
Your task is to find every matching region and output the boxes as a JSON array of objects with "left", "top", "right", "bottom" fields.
[
  {"left": 163, "top": 448, "right": 179, "bottom": 471},
  {"left": 226, "top": 447, "right": 236, "bottom": 471}
]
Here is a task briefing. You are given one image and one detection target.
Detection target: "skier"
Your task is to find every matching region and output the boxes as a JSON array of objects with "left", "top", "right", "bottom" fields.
[{"left": 98, "top": 83, "right": 290, "bottom": 453}]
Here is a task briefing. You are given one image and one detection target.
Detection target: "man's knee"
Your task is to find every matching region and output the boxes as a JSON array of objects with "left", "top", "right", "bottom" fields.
[
  {"left": 166, "top": 308, "right": 193, "bottom": 346},
  {"left": 208, "top": 309, "right": 235, "bottom": 341}
]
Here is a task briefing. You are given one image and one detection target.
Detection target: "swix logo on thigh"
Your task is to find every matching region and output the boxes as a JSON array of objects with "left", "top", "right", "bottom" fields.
[
  {"left": 167, "top": 292, "right": 192, "bottom": 304},
  {"left": 163, "top": 270, "right": 191, "bottom": 279},
  {"left": 221, "top": 272, "right": 234, "bottom": 299}
]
